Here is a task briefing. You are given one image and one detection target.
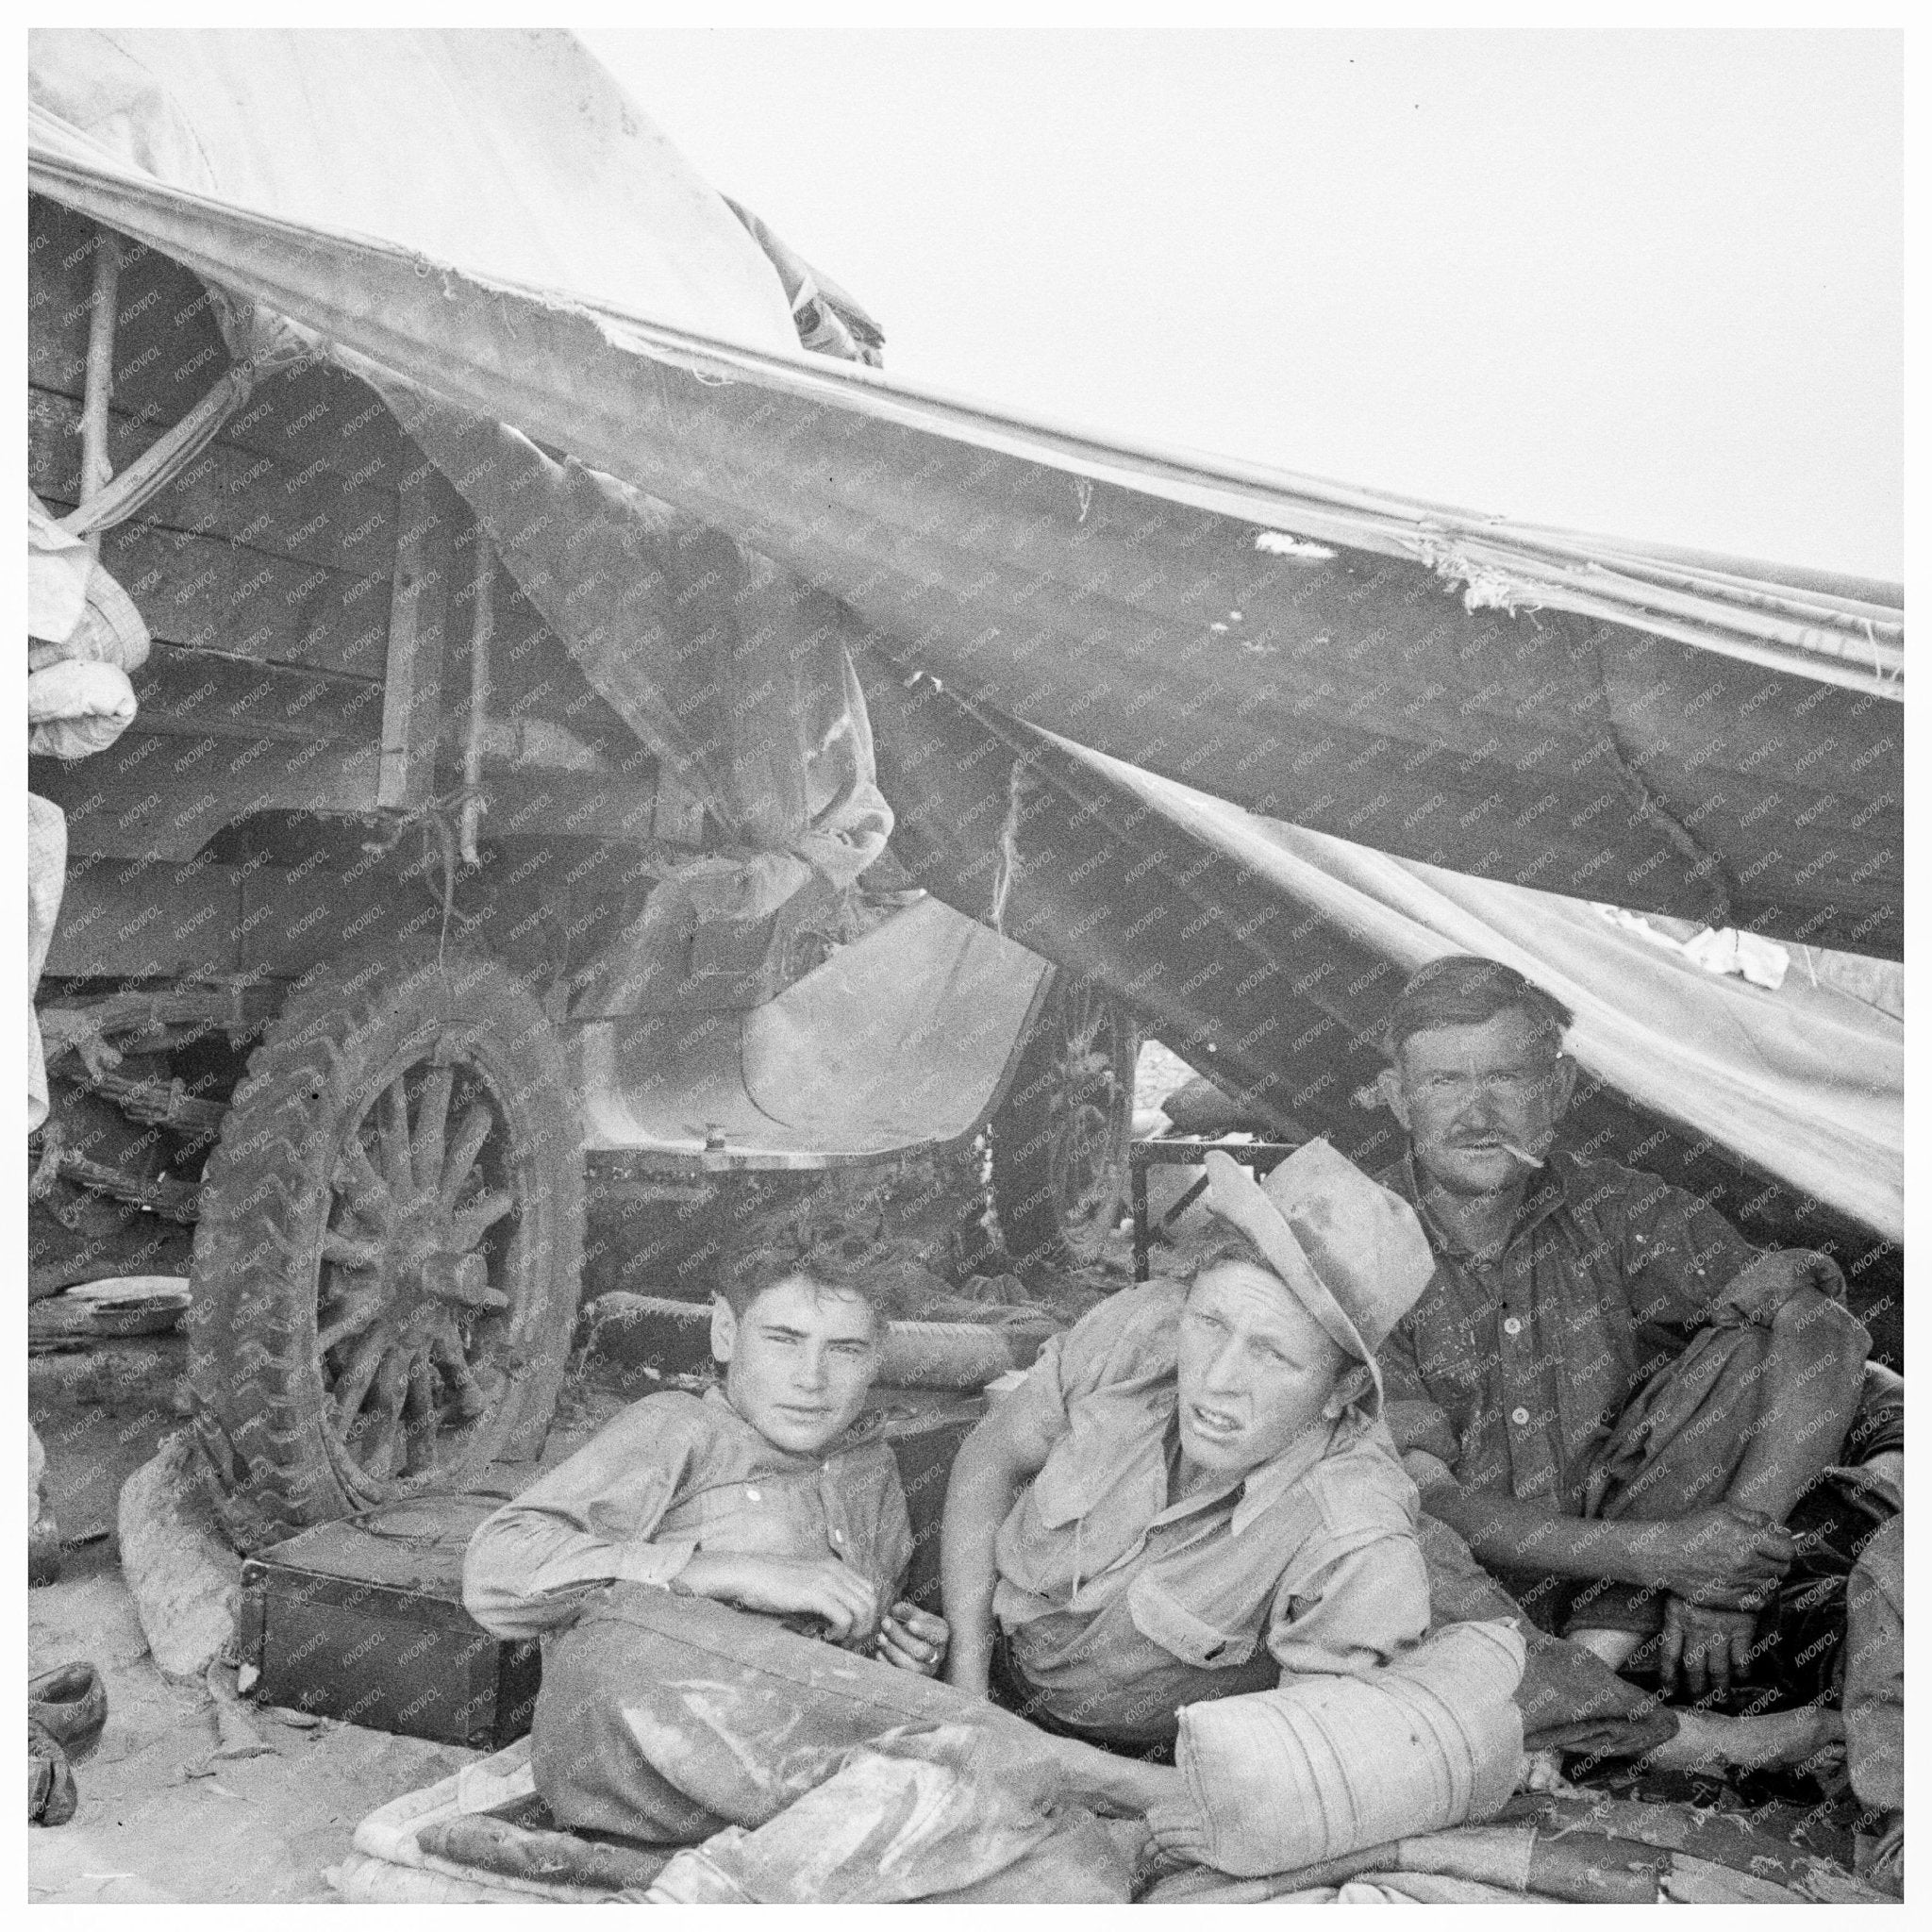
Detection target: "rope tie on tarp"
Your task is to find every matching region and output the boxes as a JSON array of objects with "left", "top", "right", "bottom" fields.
[
  {"left": 58, "top": 361, "right": 258, "bottom": 539},
  {"left": 989, "top": 758, "right": 1026, "bottom": 937}
]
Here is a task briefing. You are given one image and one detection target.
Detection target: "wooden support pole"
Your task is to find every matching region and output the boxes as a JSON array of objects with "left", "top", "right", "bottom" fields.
[
  {"left": 78, "top": 229, "right": 122, "bottom": 555},
  {"left": 459, "top": 534, "right": 494, "bottom": 867},
  {"left": 376, "top": 465, "right": 454, "bottom": 811}
]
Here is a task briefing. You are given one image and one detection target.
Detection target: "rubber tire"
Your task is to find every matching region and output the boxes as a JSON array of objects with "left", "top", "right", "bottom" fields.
[
  {"left": 990, "top": 974, "right": 1138, "bottom": 1273},
  {"left": 186, "top": 947, "right": 583, "bottom": 1552}
]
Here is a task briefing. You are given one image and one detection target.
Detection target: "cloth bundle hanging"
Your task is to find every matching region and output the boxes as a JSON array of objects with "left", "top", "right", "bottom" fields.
[
  {"left": 28, "top": 496, "right": 149, "bottom": 759},
  {"left": 27, "top": 496, "right": 155, "bottom": 1128}
]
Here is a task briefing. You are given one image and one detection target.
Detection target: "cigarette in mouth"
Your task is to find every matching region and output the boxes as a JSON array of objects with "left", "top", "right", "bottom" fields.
[{"left": 1497, "top": 1141, "right": 1545, "bottom": 1169}]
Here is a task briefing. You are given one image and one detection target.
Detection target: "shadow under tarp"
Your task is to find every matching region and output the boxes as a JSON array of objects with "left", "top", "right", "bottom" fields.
[{"left": 859, "top": 670, "right": 1903, "bottom": 1348}]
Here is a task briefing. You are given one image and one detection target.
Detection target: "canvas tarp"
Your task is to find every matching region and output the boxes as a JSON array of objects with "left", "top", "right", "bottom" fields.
[
  {"left": 24, "top": 32, "right": 1904, "bottom": 1241},
  {"left": 27, "top": 28, "right": 799, "bottom": 355},
  {"left": 1067, "top": 741, "right": 1904, "bottom": 1241},
  {"left": 27, "top": 35, "right": 1904, "bottom": 958}
]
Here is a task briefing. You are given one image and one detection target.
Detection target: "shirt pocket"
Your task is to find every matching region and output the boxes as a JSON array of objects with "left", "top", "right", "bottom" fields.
[{"left": 1125, "top": 1572, "right": 1259, "bottom": 1671}]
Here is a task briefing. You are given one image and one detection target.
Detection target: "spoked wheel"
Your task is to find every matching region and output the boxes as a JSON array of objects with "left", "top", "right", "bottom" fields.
[
  {"left": 991, "top": 973, "right": 1138, "bottom": 1273},
  {"left": 188, "top": 948, "right": 582, "bottom": 1550}
]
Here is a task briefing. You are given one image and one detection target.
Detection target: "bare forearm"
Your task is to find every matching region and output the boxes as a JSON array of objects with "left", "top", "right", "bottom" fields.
[
  {"left": 1419, "top": 1483, "right": 1653, "bottom": 1588},
  {"left": 940, "top": 1435, "right": 1024, "bottom": 1693},
  {"left": 1727, "top": 1294, "right": 1869, "bottom": 1522}
]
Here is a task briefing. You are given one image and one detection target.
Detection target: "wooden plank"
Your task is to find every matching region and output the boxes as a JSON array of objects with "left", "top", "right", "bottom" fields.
[
  {"left": 126, "top": 641, "right": 386, "bottom": 746},
  {"left": 30, "top": 387, "right": 399, "bottom": 579},
  {"left": 31, "top": 737, "right": 381, "bottom": 862},
  {"left": 102, "top": 520, "right": 388, "bottom": 677},
  {"left": 378, "top": 466, "right": 458, "bottom": 809},
  {"left": 33, "top": 497, "right": 390, "bottom": 678}
]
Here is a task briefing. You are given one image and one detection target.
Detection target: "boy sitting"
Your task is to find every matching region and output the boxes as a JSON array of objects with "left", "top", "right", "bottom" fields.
[
  {"left": 464, "top": 1235, "right": 955, "bottom": 1843},
  {"left": 942, "top": 1141, "right": 1441, "bottom": 1757}
]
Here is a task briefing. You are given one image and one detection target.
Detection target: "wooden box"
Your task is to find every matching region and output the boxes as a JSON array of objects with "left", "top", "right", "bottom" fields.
[{"left": 236, "top": 1493, "right": 538, "bottom": 1751}]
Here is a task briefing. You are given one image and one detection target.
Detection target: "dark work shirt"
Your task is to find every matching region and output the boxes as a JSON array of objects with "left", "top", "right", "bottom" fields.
[{"left": 1375, "top": 1150, "right": 1792, "bottom": 1514}]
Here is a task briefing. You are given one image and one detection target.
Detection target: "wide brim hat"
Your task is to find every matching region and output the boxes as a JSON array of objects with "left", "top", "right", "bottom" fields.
[{"left": 1202, "top": 1140, "right": 1436, "bottom": 1415}]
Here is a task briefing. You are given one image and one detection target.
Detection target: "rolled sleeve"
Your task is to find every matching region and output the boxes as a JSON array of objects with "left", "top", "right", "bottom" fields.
[
  {"left": 1709, "top": 1246, "right": 1856, "bottom": 1330},
  {"left": 1269, "top": 1536, "right": 1432, "bottom": 1678},
  {"left": 995, "top": 1329, "right": 1076, "bottom": 1455},
  {"left": 999, "top": 1283, "right": 1184, "bottom": 1453}
]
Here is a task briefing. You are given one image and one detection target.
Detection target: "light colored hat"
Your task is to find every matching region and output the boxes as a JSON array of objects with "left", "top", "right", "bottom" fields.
[{"left": 1202, "top": 1140, "right": 1436, "bottom": 1412}]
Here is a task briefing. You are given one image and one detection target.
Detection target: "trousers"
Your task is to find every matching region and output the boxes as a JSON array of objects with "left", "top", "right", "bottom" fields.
[
  {"left": 1421, "top": 1322, "right": 1876, "bottom": 1754},
  {"left": 529, "top": 1583, "right": 1141, "bottom": 1899}
]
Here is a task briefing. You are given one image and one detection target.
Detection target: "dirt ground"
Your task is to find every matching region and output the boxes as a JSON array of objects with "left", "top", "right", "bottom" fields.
[{"left": 28, "top": 1337, "right": 487, "bottom": 1903}]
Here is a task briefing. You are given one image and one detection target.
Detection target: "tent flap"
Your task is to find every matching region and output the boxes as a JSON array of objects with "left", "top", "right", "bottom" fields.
[{"left": 26, "top": 92, "right": 1902, "bottom": 958}]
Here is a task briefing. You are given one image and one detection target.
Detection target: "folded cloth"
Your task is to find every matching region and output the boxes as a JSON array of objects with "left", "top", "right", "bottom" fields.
[
  {"left": 1141, "top": 1797, "right": 1890, "bottom": 1905},
  {"left": 27, "top": 494, "right": 151, "bottom": 671},
  {"left": 642, "top": 1721, "right": 1135, "bottom": 1905},
  {"left": 1145, "top": 1618, "right": 1524, "bottom": 1877},
  {"left": 27, "top": 659, "right": 139, "bottom": 759},
  {"left": 414, "top": 1813, "right": 670, "bottom": 1895}
]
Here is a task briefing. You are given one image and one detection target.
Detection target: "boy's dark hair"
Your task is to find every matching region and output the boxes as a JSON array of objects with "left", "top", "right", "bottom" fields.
[
  {"left": 714, "top": 1227, "right": 890, "bottom": 1330},
  {"left": 1382, "top": 955, "right": 1574, "bottom": 1061}
]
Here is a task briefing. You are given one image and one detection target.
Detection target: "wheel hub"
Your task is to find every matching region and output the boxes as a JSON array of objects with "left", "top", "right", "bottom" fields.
[{"left": 316, "top": 1052, "right": 517, "bottom": 1476}]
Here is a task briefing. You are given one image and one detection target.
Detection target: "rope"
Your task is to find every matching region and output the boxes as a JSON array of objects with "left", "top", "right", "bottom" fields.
[
  {"left": 360, "top": 785, "right": 490, "bottom": 968},
  {"left": 60, "top": 363, "right": 257, "bottom": 538},
  {"left": 989, "top": 758, "right": 1025, "bottom": 936}
]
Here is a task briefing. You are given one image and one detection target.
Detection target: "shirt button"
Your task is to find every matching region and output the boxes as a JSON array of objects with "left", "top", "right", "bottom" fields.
[
  {"left": 1503, "top": 1317, "right": 1524, "bottom": 1337},
  {"left": 744, "top": 1487, "right": 761, "bottom": 1502},
  {"left": 1511, "top": 1407, "right": 1531, "bottom": 1427},
  {"left": 829, "top": 1528, "right": 845, "bottom": 1545}
]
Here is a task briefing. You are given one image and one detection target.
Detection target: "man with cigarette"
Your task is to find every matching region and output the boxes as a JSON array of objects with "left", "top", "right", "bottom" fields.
[{"left": 1373, "top": 955, "right": 1877, "bottom": 1772}]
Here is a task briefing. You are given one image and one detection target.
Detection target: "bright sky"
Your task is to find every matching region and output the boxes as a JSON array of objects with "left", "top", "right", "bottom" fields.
[{"left": 585, "top": 28, "right": 1902, "bottom": 582}]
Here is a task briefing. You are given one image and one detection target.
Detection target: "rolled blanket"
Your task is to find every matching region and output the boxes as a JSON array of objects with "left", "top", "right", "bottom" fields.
[
  {"left": 27, "top": 659, "right": 138, "bottom": 759},
  {"left": 1146, "top": 1618, "right": 1524, "bottom": 1877}
]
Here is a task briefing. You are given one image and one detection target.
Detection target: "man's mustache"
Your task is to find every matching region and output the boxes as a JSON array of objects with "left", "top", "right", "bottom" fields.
[{"left": 1444, "top": 1133, "right": 1545, "bottom": 1167}]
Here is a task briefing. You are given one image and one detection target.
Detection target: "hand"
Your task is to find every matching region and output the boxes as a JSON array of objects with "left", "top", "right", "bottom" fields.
[
  {"left": 1657, "top": 1504, "right": 1793, "bottom": 1607},
  {"left": 1400, "top": 1448, "right": 1459, "bottom": 1493},
  {"left": 874, "top": 1601, "right": 949, "bottom": 1676},
  {"left": 1660, "top": 1597, "right": 1759, "bottom": 1702},
  {"left": 675, "top": 1552, "right": 880, "bottom": 1643}
]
